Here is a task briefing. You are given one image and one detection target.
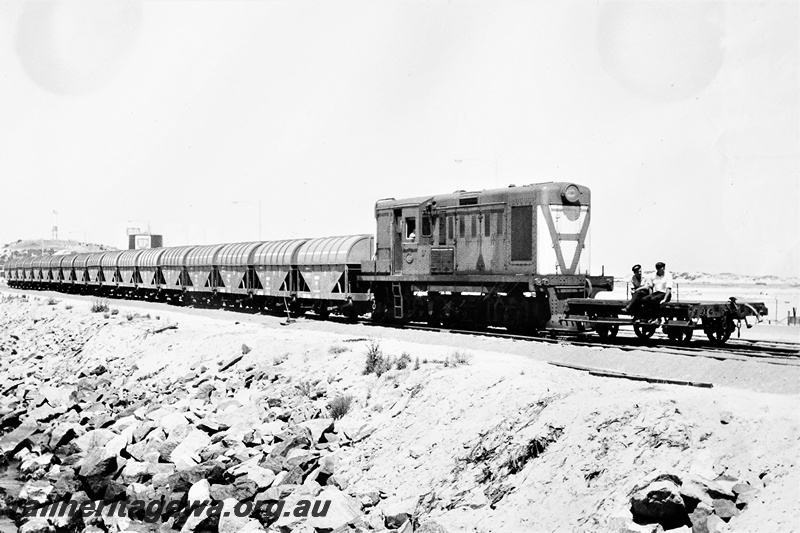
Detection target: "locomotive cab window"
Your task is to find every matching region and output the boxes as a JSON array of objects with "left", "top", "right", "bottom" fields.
[
  {"left": 421, "top": 213, "right": 432, "bottom": 238},
  {"left": 405, "top": 218, "right": 417, "bottom": 240}
]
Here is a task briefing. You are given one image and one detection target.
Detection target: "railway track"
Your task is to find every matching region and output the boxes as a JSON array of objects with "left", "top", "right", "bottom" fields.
[
  {"left": 363, "top": 321, "right": 800, "bottom": 367},
  {"left": 4, "top": 285, "right": 798, "bottom": 367}
]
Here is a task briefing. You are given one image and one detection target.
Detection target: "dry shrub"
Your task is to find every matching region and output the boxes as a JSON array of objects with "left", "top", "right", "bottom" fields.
[
  {"left": 328, "top": 395, "right": 354, "bottom": 420},
  {"left": 396, "top": 352, "right": 412, "bottom": 370},
  {"left": 444, "top": 350, "right": 472, "bottom": 367},
  {"left": 329, "top": 344, "right": 349, "bottom": 354},
  {"left": 296, "top": 380, "right": 313, "bottom": 398},
  {"left": 364, "top": 338, "right": 387, "bottom": 376},
  {"left": 90, "top": 299, "right": 109, "bottom": 313}
]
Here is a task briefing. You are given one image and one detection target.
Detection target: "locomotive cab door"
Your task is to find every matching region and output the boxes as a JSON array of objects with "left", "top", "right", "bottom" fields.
[{"left": 392, "top": 208, "right": 419, "bottom": 274}]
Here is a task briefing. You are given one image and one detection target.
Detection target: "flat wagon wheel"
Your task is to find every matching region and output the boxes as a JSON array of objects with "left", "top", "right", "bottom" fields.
[
  {"left": 633, "top": 323, "right": 656, "bottom": 339},
  {"left": 706, "top": 318, "right": 735, "bottom": 345},
  {"left": 596, "top": 324, "right": 619, "bottom": 340},
  {"left": 665, "top": 326, "right": 694, "bottom": 344}
]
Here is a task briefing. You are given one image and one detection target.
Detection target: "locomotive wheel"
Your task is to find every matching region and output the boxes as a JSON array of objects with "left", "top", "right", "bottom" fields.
[
  {"left": 596, "top": 324, "right": 619, "bottom": 340},
  {"left": 706, "top": 319, "right": 734, "bottom": 344},
  {"left": 633, "top": 323, "right": 656, "bottom": 339}
]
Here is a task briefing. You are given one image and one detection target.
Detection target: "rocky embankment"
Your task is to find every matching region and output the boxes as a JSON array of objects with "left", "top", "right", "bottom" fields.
[{"left": 0, "top": 294, "right": 798, "bottom": 533}]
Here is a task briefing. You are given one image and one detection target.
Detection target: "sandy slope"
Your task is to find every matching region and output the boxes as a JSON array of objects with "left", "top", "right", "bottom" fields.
[{"left": 0, "top": 294, "right": 798, "bottom": 532}]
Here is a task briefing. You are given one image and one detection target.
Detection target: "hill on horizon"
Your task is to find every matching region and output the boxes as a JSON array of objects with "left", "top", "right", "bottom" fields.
[{"left": 0, "top": 239, "right": 117, "bottom": 267}]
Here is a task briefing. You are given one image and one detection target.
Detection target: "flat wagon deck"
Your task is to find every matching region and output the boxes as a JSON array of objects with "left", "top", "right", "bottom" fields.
[{"left": 564, "top": 297, "right": 768, "bottom": 344}]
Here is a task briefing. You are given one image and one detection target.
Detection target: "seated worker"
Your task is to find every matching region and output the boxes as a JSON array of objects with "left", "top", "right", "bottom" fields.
[
  {"left": 623, "top": 264, "right": 650, "bottom": 314},
  {"left": 642, "top": 261, "right": 673, "bottom": 307}
]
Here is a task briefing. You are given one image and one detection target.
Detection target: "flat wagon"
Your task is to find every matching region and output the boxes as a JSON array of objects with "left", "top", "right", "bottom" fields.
[{"left": 564, "top": 298, "right": 768, "bottom": 344}]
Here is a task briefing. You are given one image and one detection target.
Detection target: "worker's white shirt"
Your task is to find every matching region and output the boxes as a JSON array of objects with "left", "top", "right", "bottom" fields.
[{"left": 650, "top": 271, "right": 673, "bottom": 293}]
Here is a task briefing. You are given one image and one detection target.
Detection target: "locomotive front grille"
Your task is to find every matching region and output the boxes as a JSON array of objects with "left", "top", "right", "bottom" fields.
[{"left": 430, "top": 247, "right": 455, "bottom": 274}]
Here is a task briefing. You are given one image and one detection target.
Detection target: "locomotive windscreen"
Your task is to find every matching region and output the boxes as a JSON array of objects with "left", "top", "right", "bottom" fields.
[{"left": 511, "top": 205, "right": 533, "bottom": 261}]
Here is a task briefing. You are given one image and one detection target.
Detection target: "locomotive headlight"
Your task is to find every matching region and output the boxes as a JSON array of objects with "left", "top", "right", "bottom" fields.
[{"left": 562, "top": 184, "right": 580, "bottom": 204}]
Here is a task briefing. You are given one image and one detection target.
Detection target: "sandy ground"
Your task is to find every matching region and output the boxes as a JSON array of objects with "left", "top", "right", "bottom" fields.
[{"left": 0, "top": 290, "right": 798, "bottom": 532}]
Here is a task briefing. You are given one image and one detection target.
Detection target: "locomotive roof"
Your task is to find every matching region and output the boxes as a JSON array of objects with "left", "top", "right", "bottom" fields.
[{"left": 375, "top": 181, "right": 588, "bottom": 209}]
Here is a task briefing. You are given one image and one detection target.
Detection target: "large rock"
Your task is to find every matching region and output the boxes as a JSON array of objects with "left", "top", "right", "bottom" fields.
[
  {"left": 417, "top": 519, "right": 450, "bottom": 533},
  {"left": 40, "top": 385, "right": 77, "bottom": 409},
  {"left": 228, "top": 455, "right": 276, "bottom": 489},
  {"left": 18, "top": 517, "right": 54, "bottom": 533},
  {"left": 48, "top": 423, "right": 80, "bottom": 449},
  {"left": 220, "top": 405, "right": 263, "bottom": 443},
  {"left": 712, "top": 498, "right": 739, "bottom": 519},
  {"left": 630, "top": 480, "right": 686, "bottom": 528},
  {"left": 382, "top": 497, "right": 417, "bottom": 529},
  {"left": 78, "top": 447, "right": 118, "bottom": 477},
  {"left": 299, "top": 418, "right": 334, "bottom": 444},
  {"left": 731, "top": 482, "right": 758, "bottom": 506},
  {"left": 210, "top": 478, "right": 259, "bottom": 501},
  {"left": 170, "top": 429, "right": 212, "bottom": 470},
  {"left": 19, "top": 480, "right": 54, "bottom": 505},
  {"left": 120, "top": 460, "right": 176, "bottom": 484},
  {"left": 688, "top": 502, "right": 713, "bottom": 533},
  {"left": 0, "top": 422, "right": 39, "bottom": 454},
  {"left": 306, "top": 487, "right": 362, "bottom": 530},
  {"left": 189, "top": 479, "right": 211, "bottom": 502},
  {"left": 168, "top": 462, "right": 226, "bottom": 492},
  {"left": 73, "top": 429, "right": 116, "bottom": 454}
]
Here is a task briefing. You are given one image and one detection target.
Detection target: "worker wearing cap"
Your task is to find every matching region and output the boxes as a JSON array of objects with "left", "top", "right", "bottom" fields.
[{"left": 623, "top": 264, "right": 650, "bottom": 314}]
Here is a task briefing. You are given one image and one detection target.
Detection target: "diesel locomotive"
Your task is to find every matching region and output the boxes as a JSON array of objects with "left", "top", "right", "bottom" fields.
[{"left": 360, "top": 182, "right": 612, "bottom": 331}]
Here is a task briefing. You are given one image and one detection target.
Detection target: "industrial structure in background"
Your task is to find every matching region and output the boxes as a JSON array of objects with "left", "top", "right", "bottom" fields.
[{"left": 126, "top": 226, "right": 163, "bottom": 250}]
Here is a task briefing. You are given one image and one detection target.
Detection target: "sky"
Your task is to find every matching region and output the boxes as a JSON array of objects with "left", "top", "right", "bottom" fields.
[{"left": 0, "top": 1, "right": 797, "bottom": 278}]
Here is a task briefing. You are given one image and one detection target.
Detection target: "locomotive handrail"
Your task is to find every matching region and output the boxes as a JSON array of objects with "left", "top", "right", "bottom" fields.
[{"left": 437, "top": 201, "right": 506, "bottom": 211}]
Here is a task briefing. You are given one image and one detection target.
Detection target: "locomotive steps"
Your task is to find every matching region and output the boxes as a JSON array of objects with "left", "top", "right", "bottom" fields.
[{"left": 0, "top": 293, "right": 798, "bottom": 532}]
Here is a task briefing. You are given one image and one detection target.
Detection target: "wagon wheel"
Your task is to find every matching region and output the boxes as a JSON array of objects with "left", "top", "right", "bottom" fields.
[
  {"left": 596, "top": 324, "right": 619, "bottom": 340},
  {"left": 633, "top": 323, "right": 656, "bottom": 339},
  {"left": 666, "top": 326, "right": 694, "bottom": 344},
  {"left": 426, "top": 311, "right": 441, "bottom": 327},
  {"left": 706, "top": 319, "right": 734, "bottom": 345}
]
